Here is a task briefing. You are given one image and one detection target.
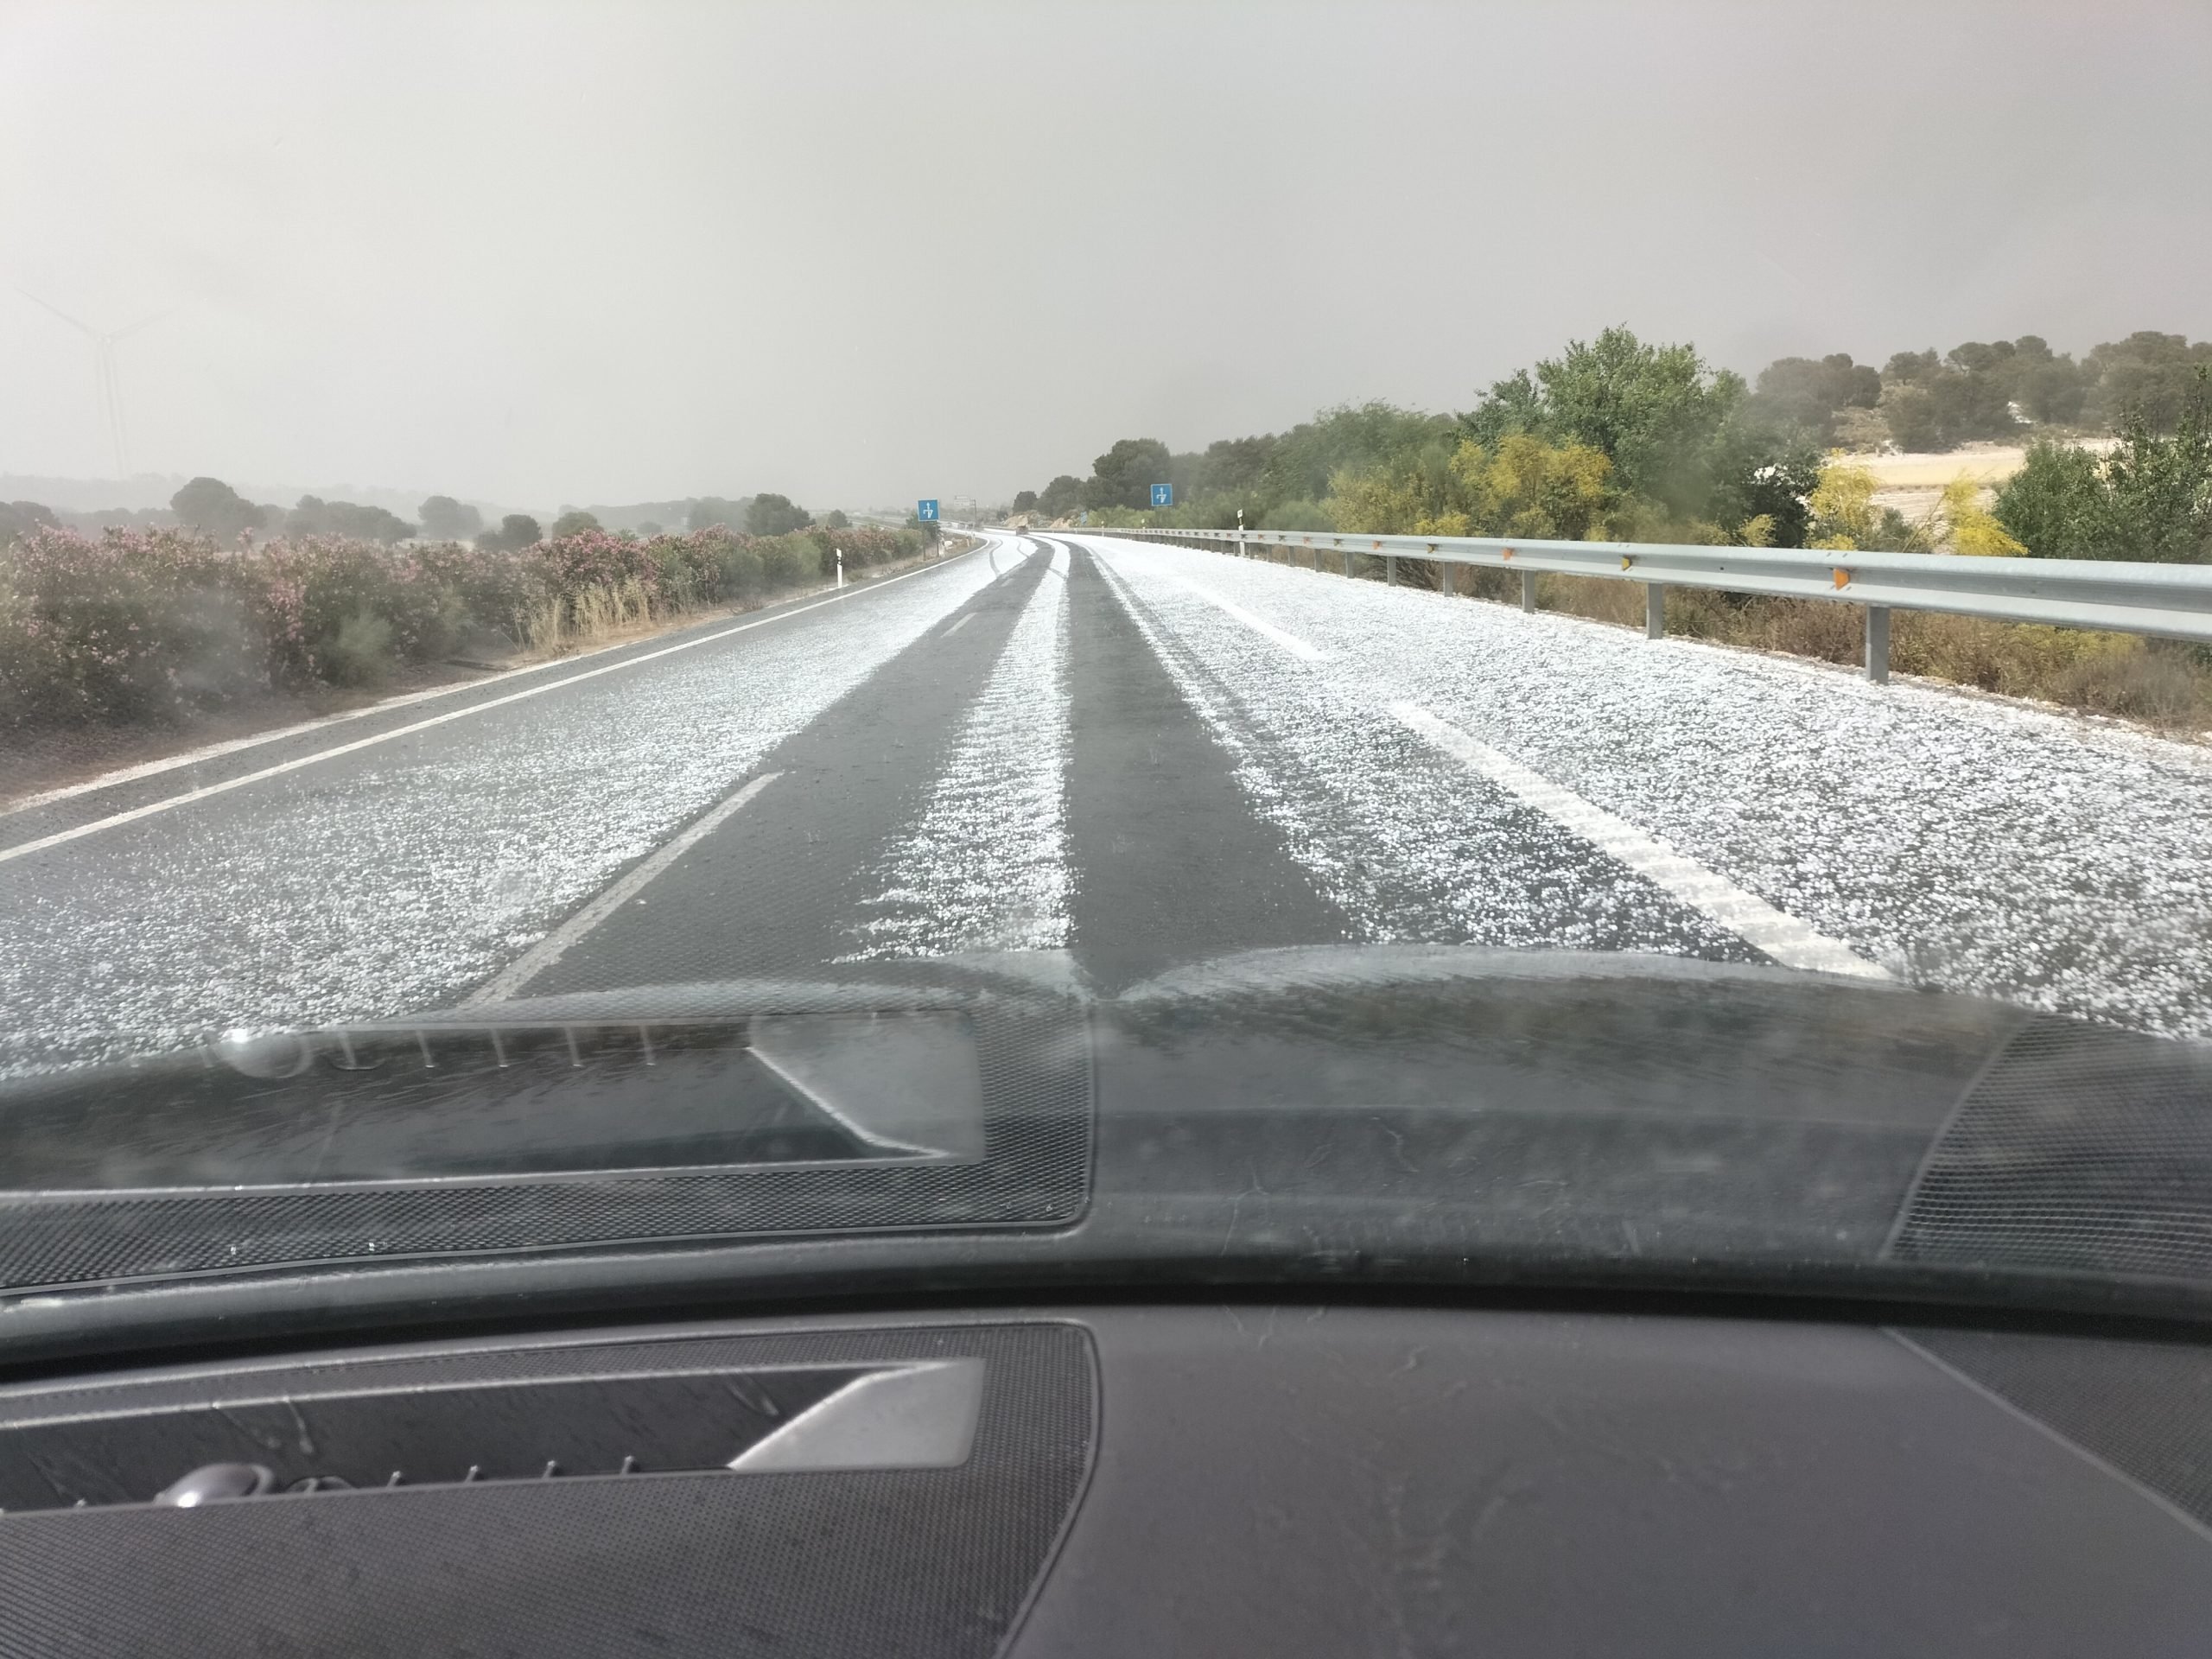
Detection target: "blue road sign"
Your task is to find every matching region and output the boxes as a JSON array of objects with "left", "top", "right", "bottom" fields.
[
  {"left": 917, "top": 499, "right": 939, "bottom": 522},
  {"left": 1150, "top": 483, "right": 1173, "bottom": 507}
]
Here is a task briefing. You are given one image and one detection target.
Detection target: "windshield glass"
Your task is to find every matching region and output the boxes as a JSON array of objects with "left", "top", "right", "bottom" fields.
[{"left": 3, "top": 3, "right": 2210, "bottom": 1319}]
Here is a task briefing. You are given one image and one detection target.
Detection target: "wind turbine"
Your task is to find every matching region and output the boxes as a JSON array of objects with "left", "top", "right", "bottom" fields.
[{"left": 16, "top": 290, "right": 175, "bottom": 480}]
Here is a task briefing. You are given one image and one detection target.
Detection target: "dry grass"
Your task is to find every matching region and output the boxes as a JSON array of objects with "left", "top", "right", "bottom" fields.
[
  {"left": 518, "top": 542, "right": 967, "bottom": 664},
  {"left": 1243, "top": 544, "right": 2212, "bottom": 735},
  {"left": 1540, "top": 574, "right": 2212, "bottom": 734},
  {"left": 516, "top": 576, "right": 688, "bottom": 658}
]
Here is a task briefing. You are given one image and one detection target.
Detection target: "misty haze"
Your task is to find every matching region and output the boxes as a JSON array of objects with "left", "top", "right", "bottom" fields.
[{"left": 5, "top": 10, "right": 2212, "bottom": 1651}]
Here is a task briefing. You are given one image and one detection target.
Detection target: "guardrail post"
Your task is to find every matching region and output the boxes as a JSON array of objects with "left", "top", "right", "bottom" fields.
[
  {"left": 1645, "top": 584, "right": 1665, "bottom": 639},
  {"left": 1312, "top": 545, "right": 1322, "bottom": 572},
  {"left": 1865, "top": 605, "right": 1891, "bottom": 684},
  {"left": 1520, "top": 569, "right": 1537, "bottom": 613},
  {"left": 1343, "top": 548, "right": 1354, "bottom": 578},
  {"left": 1386, "top": 556, "right": 1398, "bottom": 586}
]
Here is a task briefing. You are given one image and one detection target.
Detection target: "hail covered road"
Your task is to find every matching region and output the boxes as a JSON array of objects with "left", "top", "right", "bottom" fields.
[{"left": 3, "top": 528, "right": 2210, "bottom": 1076}]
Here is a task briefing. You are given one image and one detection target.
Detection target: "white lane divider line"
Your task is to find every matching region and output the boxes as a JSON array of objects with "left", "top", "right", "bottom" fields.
[
  {"left": 464, "top": 771, "right": 783, "bottom": 1006},
  {"left": 0, "top": 549, "right": 981, "bottom": 868},
  {"left": 943, "top": 613, "right": 975, "bottom": 637},
  {"left": 1389, "top": 701, "right": 1891, "bottom": 980},
  {"left": 1085, "top": 539, "right": 1325, "bottom": 662},
  {"left": 1182, "top": 581, "right": 1326, "bottom": 660}
]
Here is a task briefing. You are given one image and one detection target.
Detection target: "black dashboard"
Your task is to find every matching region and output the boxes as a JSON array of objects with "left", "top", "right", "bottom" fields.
[{"left": 0, "top": 1303, "right": 2206, "bottom": 1656}]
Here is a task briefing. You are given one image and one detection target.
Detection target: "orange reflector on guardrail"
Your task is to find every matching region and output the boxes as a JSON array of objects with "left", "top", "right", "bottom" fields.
[{"left": 1833, "top": 569, "right": 1851, "bottom": 589}]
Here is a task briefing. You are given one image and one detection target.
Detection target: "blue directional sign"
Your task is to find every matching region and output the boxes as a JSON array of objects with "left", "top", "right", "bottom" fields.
[
  {"left": 1150, "top": 483, "right": 1173, "bottom": 507},
  {"left": 917, "top": 499, "right": 939, "bottom": 522}
]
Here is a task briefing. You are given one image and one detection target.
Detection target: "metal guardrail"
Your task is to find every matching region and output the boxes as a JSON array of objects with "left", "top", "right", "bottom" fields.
[{"left": 1052, "top": 524, "right": 2212, "bottom": 683}]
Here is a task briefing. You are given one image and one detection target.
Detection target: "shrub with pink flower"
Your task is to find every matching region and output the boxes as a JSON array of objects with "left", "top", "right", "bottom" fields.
[{"left": 0, "top": 526, "right": 263, "bottom": 728}]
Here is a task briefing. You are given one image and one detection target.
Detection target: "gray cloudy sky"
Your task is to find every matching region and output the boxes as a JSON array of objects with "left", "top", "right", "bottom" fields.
[{"left": 4, "top": 1, "right": 2208, "bottom": 512}]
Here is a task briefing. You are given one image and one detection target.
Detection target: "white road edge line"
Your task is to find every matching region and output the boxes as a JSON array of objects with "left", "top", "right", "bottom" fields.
[
  {"left": 0, "top": 550, "right": 982, "bottom": 821},
  {"left": 2, "top": 676, "right": 550, "bottom": 819},
  {"left": 1389, "top": 701, "right": 1891, "bottom": 980},
  {"left": 942, "top": 613, "right": 975, "bottom": 636},
  {"left": 1082, "top": 537, "right": 1325, "bottom": 661},
  {"left": 463, "top": 771, "right": 783, "bottom": 1006},
  {"left": 0, "top": 548, "right": 981, "bottom": 868}
]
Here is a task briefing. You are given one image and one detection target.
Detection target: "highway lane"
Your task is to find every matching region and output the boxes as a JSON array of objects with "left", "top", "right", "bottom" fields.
[
  {"left": 4, "top": 524, "right": 2210, "bottom": 1077},
  {"left": 1078, "top": 532, "right": 2212, "bottom": 1037},
  {"left": 0, "top": 545, "right": 1009, "bottom": 1071},
  {"left": 0, "top": 556, "right": 976, "bottom": 858}
]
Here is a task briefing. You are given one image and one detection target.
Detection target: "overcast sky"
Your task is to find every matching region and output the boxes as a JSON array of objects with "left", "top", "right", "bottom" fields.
[{"left": 4, "top": 1, "right": 2209, "bottom": 512}]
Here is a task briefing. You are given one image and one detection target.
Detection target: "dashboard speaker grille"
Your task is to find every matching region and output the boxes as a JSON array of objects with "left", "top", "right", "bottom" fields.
[
  {"left": 0, "top": 1320, "right": 1095, "bottom": 1659},
  {"left": 1888, "top": 1014, "right": 2212, "bottom": 1279},
  {"left": 1907, "top": 1326, "right": 2212, "bottom": 1532}
]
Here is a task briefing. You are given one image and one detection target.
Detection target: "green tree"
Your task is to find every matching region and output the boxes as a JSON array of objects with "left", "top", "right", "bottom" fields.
[
  {"left": 821, "top": 508, "right": 850, "bottom": 530},
  {"left": 1036, "top": 475, "right": 1084, "bottom": 518},
  {"left": 1700, "top": 414, "right": 1821, "bottom": 546},
  {"left": 1880, "top": 384, "right": 1943, "bottom": 450},
  {"left": 285, "top": 497, "right": 416, "bottom": 543},
  {"left": 2085, "top": 331, "right": 2212, "bottom": 433},
  {"left": 1081, "top": 438, "right": 1173, "bottom": 512},
  {"left": 1462, "top": 327, "right": 1789, "bottom": 535},
  {"left": 1996, "top": 373, "right": 2211, "bottom": 562},
  {"left": 1931, "top": 345, "right": 2021, "bottom": 442},
  {"left": 1190, "top": 435, "right": 1274, "bottom": 498},
  {"left": 1746, "top": 353, "right": 1881, "bottom": 442},
  {"left": 1262, "top": 498, "right": 1334, "bottom": 531},
  {"left": 1885, "top": 349, "right": 1941, "bottom": 385},
  {"left": 687, "top": 496, "right": 749, "bottom": 531},
  {"left": 1326, "top": 434, "right": 1617, "bottom": 542},
  {"left": 417, "top": 495, "right": 482, "bottom": 540},
  {"left": 0, "top": 500, "right": 57, "bottom": 545},
  {"left": 169, "top": 476, "right": 267, "bottom": 542},
  {"left": 2009, "top": 337, "right": 2094, "bottom": 424},
  {"left": 745, "top": 493, "right": 812, "bottom": 535},
  {"left": 1528, "top": 328, "right": 1738, "bottom": 505},
  {"left": 1010, "top": 490, "right": 1039, "bottom": 514},
  {"left": 550, "top": 510, "right": 602, "bottom": 537},
  {"left": 476, "top": 513, "right": 542, "bottom": 552},
  {"left": 1460, "top": 370, "right": 1547, "bottom": 448},
  {"left": 1269, "top": 404, "right": 1452, "bottom": 505}
]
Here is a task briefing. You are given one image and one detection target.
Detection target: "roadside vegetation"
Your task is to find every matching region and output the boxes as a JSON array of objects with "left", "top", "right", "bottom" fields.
[
  {"left": 1019, "top": 325, "right": 2212, "bottom": 732},
  {"left": 0, "top": 512, "right": 932, "bottom": 734}
]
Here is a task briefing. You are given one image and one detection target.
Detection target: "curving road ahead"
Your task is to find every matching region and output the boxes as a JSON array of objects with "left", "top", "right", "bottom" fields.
[{"left": 4, "top": 529, "right": 2210, "bottom": 1076}]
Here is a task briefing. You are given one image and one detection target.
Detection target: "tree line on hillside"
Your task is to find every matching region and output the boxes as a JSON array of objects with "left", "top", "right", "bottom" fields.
[
  {"left": 1013, "top": 326, "right": 2209, "bottom": 562},
  {"left": 0, "top": 481, "right": 853, "bottom": 553}
]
